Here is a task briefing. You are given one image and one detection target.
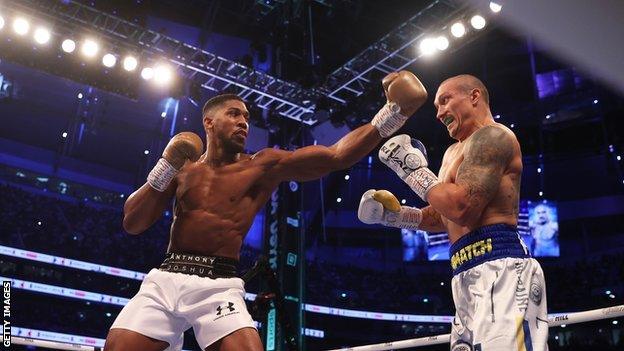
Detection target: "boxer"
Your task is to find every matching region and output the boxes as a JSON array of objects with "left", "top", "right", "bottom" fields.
[
  {"left": 105, "top": 71, "right": 427, "bottom": 351},
  {"left": 359, "top": 75, "right": 549, "bottom": 351}
]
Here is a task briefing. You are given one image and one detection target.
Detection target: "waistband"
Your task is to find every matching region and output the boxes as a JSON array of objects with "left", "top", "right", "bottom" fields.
[
  {"left": 159, "top": 252, "right": 239, "bottom": 278},
  {"left": 449, "top": 224, "right": 530, "bottom": 276}
]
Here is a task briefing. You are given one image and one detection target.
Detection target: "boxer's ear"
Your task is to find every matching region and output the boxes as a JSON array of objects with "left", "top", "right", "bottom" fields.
[{"left": 470, "top": 88, "right": 481, "bottom": 106}]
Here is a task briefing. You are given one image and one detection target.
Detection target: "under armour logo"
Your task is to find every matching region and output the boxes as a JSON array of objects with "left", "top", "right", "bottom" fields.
[{"left": 216, "top": 302, "right": 235, "bottom": 315}]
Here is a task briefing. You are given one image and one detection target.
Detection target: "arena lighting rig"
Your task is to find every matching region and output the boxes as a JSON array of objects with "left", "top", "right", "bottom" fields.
[
  {"left": 0, "top": 1, "right": 500, "bottom": 123},
  {"left": 318, "top": 0, "right": 502, "bottom": 105}
]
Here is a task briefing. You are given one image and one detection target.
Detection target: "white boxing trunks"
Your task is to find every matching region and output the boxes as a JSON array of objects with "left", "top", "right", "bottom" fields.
[
  {"left": 449, "top": 224, "right": 549, "bottom": 351},
  {"left": 110, "top": 253, "right": 256, "bottom": 350}
]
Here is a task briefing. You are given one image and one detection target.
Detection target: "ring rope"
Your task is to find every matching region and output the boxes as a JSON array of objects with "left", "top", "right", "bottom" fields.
[
  {"left": 326, "top": 304, "right": 624, "bottom": 351},
  {"left": 11, "top": 305, "right": 624, "bottom": 351}
]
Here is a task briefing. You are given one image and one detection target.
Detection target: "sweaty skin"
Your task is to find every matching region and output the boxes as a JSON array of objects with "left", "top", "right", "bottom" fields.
[
  {"left": 123, "top": 99, "right": 383, "bottom": 259},
  {"left": 416, "top": 76, "right": 523, "bottom": 244}
]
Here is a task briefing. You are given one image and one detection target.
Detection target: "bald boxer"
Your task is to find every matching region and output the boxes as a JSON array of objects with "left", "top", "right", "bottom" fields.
[
  {"left": 359, "top": 75, "right": 549, "bottom": 351},
  {"left": 530, "top": 204, "right": 559, "bottom": 256},
  {"left": 104, "top": 71, "right": 427, "bottom": 351}
]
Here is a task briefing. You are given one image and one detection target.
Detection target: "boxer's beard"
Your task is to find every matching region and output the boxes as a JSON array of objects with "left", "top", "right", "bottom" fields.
[{"left": 224, "top": 137, "right": 244, "bottom": 154}]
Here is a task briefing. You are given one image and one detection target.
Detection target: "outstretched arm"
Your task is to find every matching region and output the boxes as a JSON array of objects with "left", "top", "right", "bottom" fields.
[
  {"left": 426, "top": 125, "right": 516, "bottom": 227},
  {"left": 270, "top": 123, "right": 382, "bottom": 182},
  {"left": 268, "top": 71, "right": 427, "bottom": 182}
]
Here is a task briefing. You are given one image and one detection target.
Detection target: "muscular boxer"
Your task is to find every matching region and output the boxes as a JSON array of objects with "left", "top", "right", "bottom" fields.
[
  {"left": 104, "top": 71, "right": 427, "bottom": 351},
  {"left": 530, "top": 204, "right": 559, "bottom": 256},
  {"left": 359, "top": 75, "right": 549, "bottom": 350}
]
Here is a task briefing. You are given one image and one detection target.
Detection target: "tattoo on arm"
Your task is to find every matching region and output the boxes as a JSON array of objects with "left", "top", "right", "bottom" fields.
[
  {"left": 456, "top": 125, "right": 515, "bottom": 213},
  {"left": 420, "top": 205, "right": 446, "bottom": 232}
]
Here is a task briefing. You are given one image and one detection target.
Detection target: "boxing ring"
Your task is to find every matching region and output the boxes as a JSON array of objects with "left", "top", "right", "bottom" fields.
[{"left": 11, "top": 304, "right": 624, "bottom": 350}]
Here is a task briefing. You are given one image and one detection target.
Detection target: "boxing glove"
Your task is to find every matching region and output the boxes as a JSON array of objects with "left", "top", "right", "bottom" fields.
[
  {"left": 358, "top": 189, "right": 423, "bottom": 229},
  {"left": 147, "top": 132, "right": 204, "bottom": 192},
  {"left": 379, "top": 134, "right": 440, "bottom": 201}
]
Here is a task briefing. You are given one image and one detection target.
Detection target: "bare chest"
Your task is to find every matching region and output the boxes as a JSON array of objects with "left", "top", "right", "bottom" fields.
[
  {"left": 438, "top": 143, "right": 465, "bottom": 183},
  {"left": 175, "top": 162, "right": 268, "bottom": 210}
]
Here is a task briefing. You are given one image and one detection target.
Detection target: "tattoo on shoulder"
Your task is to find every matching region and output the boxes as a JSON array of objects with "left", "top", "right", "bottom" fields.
[{"left": 456, "top": 125, "right": 515, "bottom": 205}]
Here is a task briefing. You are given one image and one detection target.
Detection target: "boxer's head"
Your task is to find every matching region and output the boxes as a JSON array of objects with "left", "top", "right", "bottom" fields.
[
  {"left": 202, "top": 94, "right": 250, "bottom": 154},
  {"left": 534, "top": 205, "right": 550, "bottom": 224},
  {"left": 434, "top": 74, "right": 490, "bottom": 141}
]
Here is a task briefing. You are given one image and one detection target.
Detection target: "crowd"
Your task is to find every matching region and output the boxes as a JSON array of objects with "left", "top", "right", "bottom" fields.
[{"left": 1, "top": 182, "right": 623, "bottom": 350}]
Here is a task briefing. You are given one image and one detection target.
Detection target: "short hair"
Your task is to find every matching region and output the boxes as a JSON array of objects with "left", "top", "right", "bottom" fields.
[
  {"left": 202, "top": 94, "right": 244, "bottom": 118},
  {"left": 442, "top": 74, "right": 490, "bottom": 105}
]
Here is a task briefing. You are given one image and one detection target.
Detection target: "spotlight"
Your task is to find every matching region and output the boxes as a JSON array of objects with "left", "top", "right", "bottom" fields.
[
  {"left": 401, "top": 199, "right": 406, "bottom": 204},
  {"left": 470, "top": 15, "right": 486, "bottom": 30},
  {"left": 344, "top": 175, "right": 350, "bottom": 180},
  {"left": 336, "top": 197, "right": 342, "bottom": 203},
  {"left": 161, "top": 112, "right": 167, "bottom": 118},
  {"left": 141, "top": 67, "right": 154, "bottom": 80},
  {"left": 144, "top": 149, "right": 150, "bottom": 155},
  {"left": 81, "top": 39, "right": 99, "bottom": 58},
  {"left": 102, "top": 53, "right": 117, "bottom": 67},
  {"left": 123, "top": 56, "right": 138, "bottom": 71},
  {"left": 154, "top": 65, "right": 173, "bottom": 85},
  {"left": 489, "top": 2, "right": 502, "bottom": 13},
  {"left": 62, "top": 39, "right": 76, "bottom": 53},
  {"left": 61, "top": 132, "right": 68, "bottom": 138},
  {"left": 451, "top": 22, "right": 466, "bottom": 38},
  {"left": 0, "top": 16, "right": 5, "bottom": 30},
  {"left": 77, "top": 92, "right": 83, "bottom": 99},
  {"left": 33, "top": 27, "right": 51, "bottom": 44},
  {"left": 435, "top": 36, "right": 449, "bottom": 51},
  {"left": 13, "top": 18, "right": 30, "bottom": 35},
  {"left": 419, "top": 37, "right": 437, "bottom": 56}
]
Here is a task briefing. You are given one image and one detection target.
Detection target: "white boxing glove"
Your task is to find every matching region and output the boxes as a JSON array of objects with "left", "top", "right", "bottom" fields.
[
  {"left": 358, "top": 189, "right": 422, "bottom": 230},
  {"left": 379, "top": 134, "right": 440, "bottom": 201}
]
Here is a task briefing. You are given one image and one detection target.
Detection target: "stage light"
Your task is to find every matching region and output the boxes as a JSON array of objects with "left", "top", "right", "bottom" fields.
[
  {"left": 0, "top": 16, "right": 5, "bottom": 30},
  {"left": 102, "top": 53, "right": 117, "bottom": 68},
  {"left": 81, "top": 39, "right": 99, "bottom": 58},
  {"left": 141, "top": 67, "right": 154, "bottom": 80},
  {"left": 489, "top": 2, "right": 502, "bottom": 13},
  {"left": 401, "top": 199, "right": 406, "bottom": 204},
  {"left": 419, "top": 38, "right": 436, "bottom": 56},
  {"left": 451, "top": 22, "right": 466, "bottom": 38},
  {"left": 344, "top": 175, "right": 350, "bottom": 180},
  {"left": 13, "top": 18, "right": 30, "bottom": 36},
  {"left": 336, "top": 197, "right": 342, "bottom": 203},
  {"left": 471, "top": 15, "right": 486, "bottom": 30},
  {"left": 435, "top": 36, "right": 449, "bottom": 51},
  {"left": 144, "top": 149, "right": 150, "bottom": 155},
  {"left": 123, "top": 56, "right": 138, "bottom": 71},
  {"left": 161, "top": 112, "right": 167, "bottom": 118},
  {"left": 77, "top": 92, "right": 83, "bottom": 99},
  {"left": 33, "top": 27, "right": 51, "bottom": 45},
  {"left": 154, "top": 64, "right": 173, "bottom": 85},
  {"left": 61, "top": 132, "right": 68, "bottom": 138},
  {"left": 62, "top": 39, "right": 76, "bottom": 53}
]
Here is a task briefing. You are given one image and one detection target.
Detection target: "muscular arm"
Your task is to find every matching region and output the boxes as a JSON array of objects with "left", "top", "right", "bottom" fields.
[
  {"left": 269, "top": 123, "right": 382, "bottom": 182},
  {"left": 419, "top": 205, "right": 446, "bottom": 232},
  {"left": 426, "top": 126, "right": 516, "bottom": 227},
  {"left": 122, "top": 181, "right": 176, "bottom": 234}
]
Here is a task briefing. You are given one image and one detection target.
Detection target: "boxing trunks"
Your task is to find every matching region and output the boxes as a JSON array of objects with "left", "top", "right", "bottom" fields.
[
  {"left": 449, "top": 224, "right": 549, "bottom": 351},
  {"left": 110, "top": 253, "right": 256, "bottom": 350}
]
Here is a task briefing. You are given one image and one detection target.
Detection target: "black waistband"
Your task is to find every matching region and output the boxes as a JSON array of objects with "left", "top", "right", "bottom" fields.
[
  {"left": 159, "top": 252, "right": 239, "bottom": 278},
  {"left": 449, "top": 224, "right": 530, "bottom": 276}
]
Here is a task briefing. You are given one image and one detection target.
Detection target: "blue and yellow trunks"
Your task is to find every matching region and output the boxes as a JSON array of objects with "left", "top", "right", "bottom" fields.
[{"left": 449, "top": 223, "right": 530, "bottom": 276}]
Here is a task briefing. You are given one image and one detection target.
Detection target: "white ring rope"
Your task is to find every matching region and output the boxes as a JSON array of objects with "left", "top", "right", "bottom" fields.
[
  {"left": 12, "top": 336, "right": 103, "bottom": 350},
  {"left": 10, "top": 305, "right": 623, "bottom": 351},
  {"left": 326, "top": 304, "right": 624, "bottom": 351}
]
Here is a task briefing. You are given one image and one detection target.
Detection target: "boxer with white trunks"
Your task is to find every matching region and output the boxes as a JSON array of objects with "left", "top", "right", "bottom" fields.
[
  {"left": 358, "top": 75, "right": 549, "bottom": 350},
  {"left": 105, "top": 71, "right": 428, "bottom": 351}
]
